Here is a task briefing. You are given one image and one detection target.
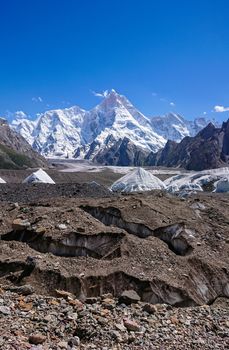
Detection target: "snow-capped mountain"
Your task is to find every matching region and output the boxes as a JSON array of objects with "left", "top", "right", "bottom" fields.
[
  {"left": 150, "top": 113, "right": 218, "bottom": 142},
  {"left": 11, "top": 112, "right": 36, "bottom": 146},
  {"left": 76, "top": 90, "right": 166, "bottom": 159},
  {"left": 32, "top": 106, "right": 86, "bottom": 157},
  {"left": 11, "top": 90, "right": 166, "bottom": 160},
  {"left": 10, "top": 90, "right": 219, "bottom": 165}
]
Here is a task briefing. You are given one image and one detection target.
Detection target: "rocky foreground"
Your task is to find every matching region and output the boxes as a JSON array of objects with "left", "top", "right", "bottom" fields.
[
  {"left": 0, "top": 188, "right": 229, "bottom": 349},
  {"left": 0, "top": 286, "right": 228, "bottom": 350}
]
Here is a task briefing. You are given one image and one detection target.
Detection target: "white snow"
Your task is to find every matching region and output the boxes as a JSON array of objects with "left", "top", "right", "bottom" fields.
[
  {"left": 22, "top": 169, "right": 55, "bottom": 184},
  {"left": 0, "top": 177, "right": 6, "bottom": 184},
  {"left": 11, "top": 90, "right": 166, "bottom": 158},
  {"left": 11, "top": 90, "right": 220, "bottom": 162},
  {"left": 11, "top": 113, "right": 36, "bottom": 146},
  {"left": 150, "top": 114, "right": 219, "bottom": 142},
  {"left": 110, "top": 167, "right": 166, "bottom": 193}
]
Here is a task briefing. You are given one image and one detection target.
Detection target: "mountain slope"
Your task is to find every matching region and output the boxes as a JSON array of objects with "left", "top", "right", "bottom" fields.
[
  {"left": 150, "top": 113, "right": 219, "bottom": 142},
  {"left": 146, "top": 120, "right": 229, "bottom": 170},
  {"left": 0, "top": 118, "right": 47, "bottom": 169},
  {"left": 93, "top": 137, "right": 149, "bottom": 166}
]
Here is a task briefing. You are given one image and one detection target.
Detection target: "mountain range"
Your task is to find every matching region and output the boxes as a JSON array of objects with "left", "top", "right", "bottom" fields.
[
  {"left": 11, "top": 90, "right": 218, "bottom": 166},
  {"left": 146, "top": 120, "right": 229, "bottom": 170}
]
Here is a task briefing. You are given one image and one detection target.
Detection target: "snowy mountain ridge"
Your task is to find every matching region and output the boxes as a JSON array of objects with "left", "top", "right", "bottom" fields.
[
  {"left": 11, "top": 90, "right": 217, "bottom": 161},
  {"left": 150, "top": 113, "right": 220, "bottom": 142}
]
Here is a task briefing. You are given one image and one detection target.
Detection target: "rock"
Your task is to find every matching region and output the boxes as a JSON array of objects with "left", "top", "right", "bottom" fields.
[
  {"left": 57, "top": 341, "right": 68, "bottom": 349},
  {"left": 8, "top": 284, "right": 34, "bottom": 295},
  {"left": 12, "top": 218, "right": 30, "bottom": 231},
  {"left": 0, "top": 306, "right": 11, "bottom": 315},
  {"left": 68, "top": 312, "right": 78, "bottom": 320},
  {"left": 142, "top": 303, "right": 157, "bottom": 314},
  {"left": 123, "top": 318, "right": 141, "bottom": 332},
  {"left": 190, "top": 203, "right": 206, "bottom": 210},
  {"left": 110, "top": 330, "right": 122, "bottom": 342},
  {"left": 101, "top": 293, "right": 113, "bottom": 299},
  {"left": 68, "top": 298, "right": 84, "bottom": 309},
  {"left": 57, "top": 224, "right": 67, "bottom": 230},
  {"left": 29, "top": 334, "right": 46, "bottom": 345},
  {"left": 97, "top": 316, "right": 107, "bottom": 325},
  {"left": 102, "top": 297, "right": 116, "bottom": 309},
  {"left": 170, "top": 316, "right": 180, "bottom": 325},
  {"left": 85, "top": 297, "right": 98, "bottom": 304},
  {"left": 74, "top": 325, "right": 94, "bottom": 340},
  {"left": 118, "top": 290, "right": 141, "bottom": 305},
  {"left": 115, "top": 323, "right": 127, "bottom": 332},
  {"left": 68, "top": 336, "right": 80, "bottom": 346},
  {"left": 55, "top": 289, "right": 75, "bottom": 299},
  {"left": 34, "top": 227, "right": 46, "bottom": 234},
  {"left": 11, "top": 202, "right": 20, "bottom": 209}
]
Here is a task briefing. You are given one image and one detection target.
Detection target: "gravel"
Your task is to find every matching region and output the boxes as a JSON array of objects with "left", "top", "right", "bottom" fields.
[{"left": 0, "top": 286, "right": 228, "bottom": 349}]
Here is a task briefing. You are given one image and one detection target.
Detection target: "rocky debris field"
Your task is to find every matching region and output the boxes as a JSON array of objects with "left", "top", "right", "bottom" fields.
[
  {"left": 0, "top": 168, "right": 122, "bottom": 186},
  {"left": 0, "top": 189, "right": 228, "bottom": 349},
  {"left": 0, "top": 182, "right": 112, "bottom": 202},
  {"left": 0, "top": 286, "right": 228, "bottom": 350}
]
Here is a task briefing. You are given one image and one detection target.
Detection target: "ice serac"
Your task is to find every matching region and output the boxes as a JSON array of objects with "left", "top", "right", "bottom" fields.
[
  {"left": 0, "top": 177, "right": 6, "bottom": 183},
  {"left": 22, "top": 169, "right": 55, "bottom": 184},
  {"left": 111, "top": 167, "right": 166, "bottom": 192}
]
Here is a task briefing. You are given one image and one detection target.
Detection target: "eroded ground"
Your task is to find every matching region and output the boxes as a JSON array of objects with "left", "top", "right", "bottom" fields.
[{"left": 0, "top": 189, "right": 229, "bottom": 349}]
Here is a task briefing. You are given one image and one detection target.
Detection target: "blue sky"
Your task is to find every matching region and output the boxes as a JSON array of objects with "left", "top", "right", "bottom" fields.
[{"left": 0, "top": 0, "right": 229, "bottom": 121}]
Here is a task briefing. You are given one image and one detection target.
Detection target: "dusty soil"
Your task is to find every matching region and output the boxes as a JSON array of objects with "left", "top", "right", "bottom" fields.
[{"left": 0, "top": 183, "right": 228, "bottom": 349}]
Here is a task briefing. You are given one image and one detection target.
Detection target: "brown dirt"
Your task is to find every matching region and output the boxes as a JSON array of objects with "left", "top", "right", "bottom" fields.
[
  {"left": 0, "top": 192, "right": 228, "bottom": 307},
  {"left": 0, "top": 182, "right": 228, "bottom": 349}
]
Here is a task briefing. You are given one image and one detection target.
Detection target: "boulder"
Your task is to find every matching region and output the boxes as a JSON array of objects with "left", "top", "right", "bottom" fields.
[
  {"left": 119, "top": 290, "right": 141, "bottom": 305},
  {"left": 12, "top": 218, "right": 31, "bottom": 231}
]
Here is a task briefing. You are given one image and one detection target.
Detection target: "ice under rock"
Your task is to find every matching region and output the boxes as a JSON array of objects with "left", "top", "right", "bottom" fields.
[
  {"left": 22, "top": 169, "right": 55, "bottom": 184},
  {"left": 214, "top": 175, "right": 229, "bottom": 193},
  {"left": 165, "top": 168, "right": 229, "bottom": 193},
  {"left": 110, "top": 167, "right": 166, "bottom": 193}
]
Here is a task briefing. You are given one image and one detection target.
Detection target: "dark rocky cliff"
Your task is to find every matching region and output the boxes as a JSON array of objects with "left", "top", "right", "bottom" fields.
[{"left": 146, "top": 120, "right": 229, "bottom": 170}]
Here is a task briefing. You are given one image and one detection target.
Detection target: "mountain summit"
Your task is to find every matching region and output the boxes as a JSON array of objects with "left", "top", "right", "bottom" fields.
[{"left": 11, "top": 90, "right": 216, "bottom": 165}]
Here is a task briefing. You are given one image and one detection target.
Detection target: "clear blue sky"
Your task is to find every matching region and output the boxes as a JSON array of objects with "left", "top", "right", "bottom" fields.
[{"left": 1, "top": 0, "right": 229, "bottom": 121}]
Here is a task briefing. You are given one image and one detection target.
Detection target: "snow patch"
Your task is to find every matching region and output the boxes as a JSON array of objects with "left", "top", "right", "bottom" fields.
[{"left": 0, "top": 177, "right": 6, "bottom": 184}]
